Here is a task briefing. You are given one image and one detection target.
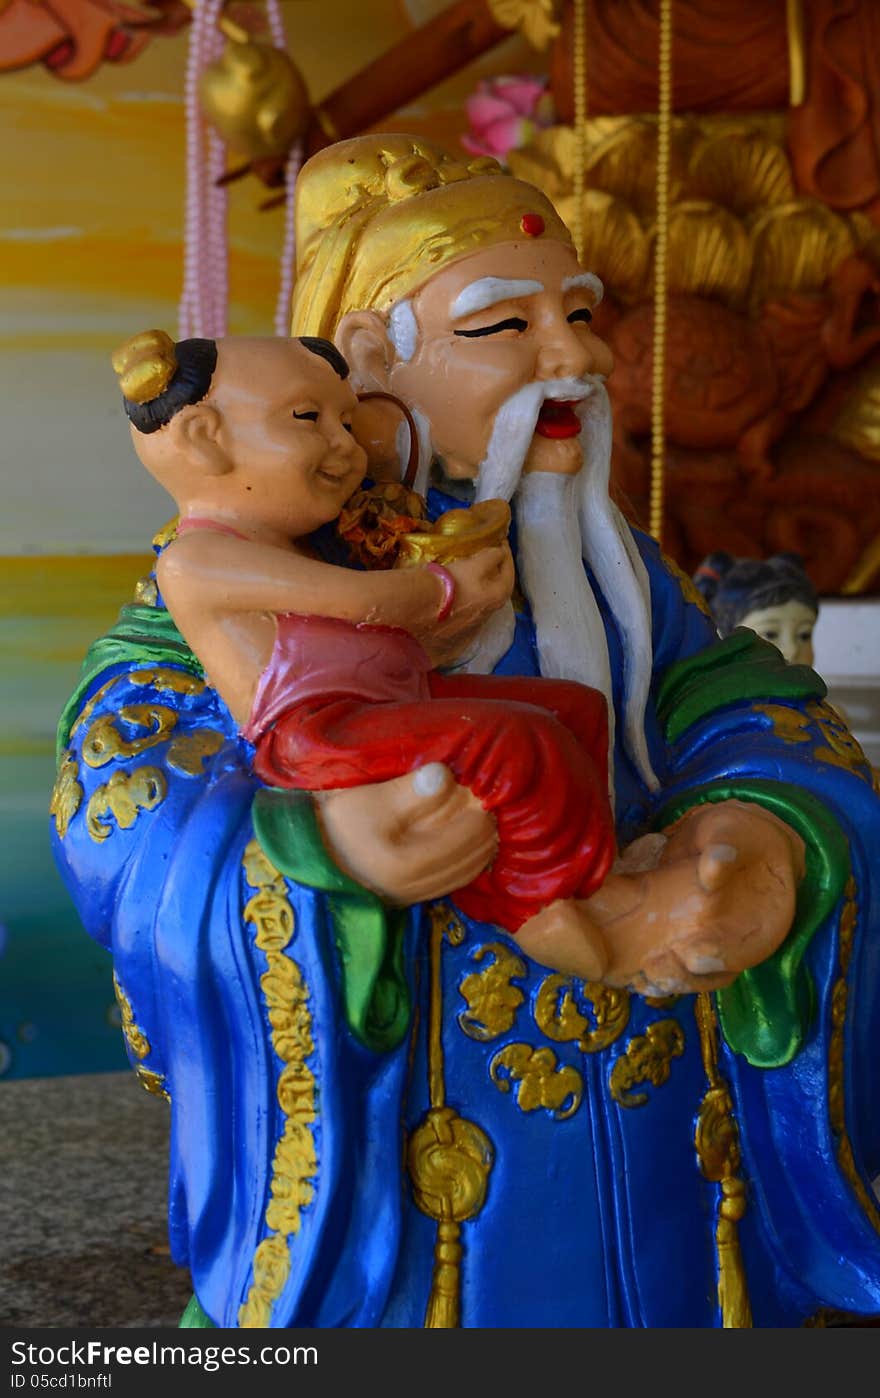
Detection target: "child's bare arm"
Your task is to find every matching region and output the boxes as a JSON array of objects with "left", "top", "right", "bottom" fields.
[{"left": 159, "top": 532, "right": 443, "bottom": 634}]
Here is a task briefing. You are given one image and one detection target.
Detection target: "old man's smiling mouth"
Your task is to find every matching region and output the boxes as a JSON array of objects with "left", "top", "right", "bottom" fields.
[{"left": 535, "top": 400, "right": 582, "bottom": 439}]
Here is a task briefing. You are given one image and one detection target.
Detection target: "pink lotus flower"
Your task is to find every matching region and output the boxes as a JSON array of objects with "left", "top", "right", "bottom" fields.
[{"left": 463, "top": 75, "right": 555, "bottom": 163}]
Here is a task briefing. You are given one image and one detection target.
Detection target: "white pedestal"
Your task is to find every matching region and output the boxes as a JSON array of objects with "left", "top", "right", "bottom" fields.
[{"left": 813, "top": 599, "right": 880, "bottom": 766}]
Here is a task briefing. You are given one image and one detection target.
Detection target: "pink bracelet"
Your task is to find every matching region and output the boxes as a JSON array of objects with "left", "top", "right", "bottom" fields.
[{"left": 426, "top": 561, "right": 456, "bottom": 622}]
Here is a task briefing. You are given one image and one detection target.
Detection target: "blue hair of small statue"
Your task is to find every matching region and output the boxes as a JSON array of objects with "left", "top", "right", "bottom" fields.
[{"left": 693, "top": 551, "right": 819, "bottom": 638}]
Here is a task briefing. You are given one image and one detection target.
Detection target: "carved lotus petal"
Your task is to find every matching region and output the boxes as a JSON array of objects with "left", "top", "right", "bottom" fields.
[
  {"left": 650, "top": 201, "right": 751, "bottom": 309},
  {"left": 508, "top": 124, "right": 577, "bottom": 196},
  {"left": 584, "top": 118, "right": 690, "bottom": 219},
  {"left": 748, "top": 200, "right": 856, "bottom": 311},
  {"left": 687, "top": 131, "right": 793, "bottom": 216},
  {"left": 554, "top": 189, "right": 649, "bottom": 303}
]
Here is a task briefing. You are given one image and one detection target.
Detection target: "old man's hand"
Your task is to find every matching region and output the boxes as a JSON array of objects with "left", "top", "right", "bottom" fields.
[
  {"left": 596, "top": 800, "right": 806, "bottom": 995},
  {"left": 315, "top": 762, "right": 498, "bottom": 905}
]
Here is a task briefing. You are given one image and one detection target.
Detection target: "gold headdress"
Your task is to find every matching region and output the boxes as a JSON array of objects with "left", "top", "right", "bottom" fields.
[{"left": 291, "top": 134, "right": 574, "bottom": 339}]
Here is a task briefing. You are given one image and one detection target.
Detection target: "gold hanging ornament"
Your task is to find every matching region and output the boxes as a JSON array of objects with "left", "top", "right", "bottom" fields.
[
  {"left": 649, "top": 0, "right": 673, "bottom": 545},
  {"left": 199, "top": 37, "right": 310, "bottom": 167}
]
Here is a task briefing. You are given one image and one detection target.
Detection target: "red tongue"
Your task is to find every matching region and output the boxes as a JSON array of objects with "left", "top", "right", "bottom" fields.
[{"left": 536, "top": 400, "right": 581, "bottom": 439}]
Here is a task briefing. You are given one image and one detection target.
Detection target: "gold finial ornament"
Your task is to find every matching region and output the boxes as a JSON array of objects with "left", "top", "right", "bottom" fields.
[
  {"left": 111, "top": 330, "right": 178, "bottom": 405},
  {"left": 199, "top": 39, "right": 310, "bottom": 164},
  {"left": 291, "top": 134, "right": 572, "bottom": 339},
  {"left": 488, "top": 0, "right": 562, "bottom": 51}
]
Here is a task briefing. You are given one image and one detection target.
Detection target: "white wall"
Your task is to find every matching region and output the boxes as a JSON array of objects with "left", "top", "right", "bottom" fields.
[{"left": 814, "top": 599, "right": 880, "bottom": 765}]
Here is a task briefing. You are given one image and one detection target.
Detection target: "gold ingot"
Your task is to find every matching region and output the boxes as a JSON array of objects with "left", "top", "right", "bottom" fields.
[
  {"left": 687, "top": 131, "right": 793, "bottom": 217},
  {"left": 199, "top": 41, "right": 309, "bottom": 163},
  {"left": 748, "top": 199, "right": 855, "bottom": 311},
  {"left": 396, "top": 499, "right": 511, "bottom": 567}
]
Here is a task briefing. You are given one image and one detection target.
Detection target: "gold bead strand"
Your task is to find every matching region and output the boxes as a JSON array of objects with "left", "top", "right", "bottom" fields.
[
  {"left": 649, "top": 0, "right": 673, "bottom": 544},
  {"left": 572, "top": 0, "right": 587, "bottom": 263}
]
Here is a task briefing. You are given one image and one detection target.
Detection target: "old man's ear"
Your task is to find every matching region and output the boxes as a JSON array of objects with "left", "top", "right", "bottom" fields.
[
  {"left": 335, "top": 309, "right": 397, "bottom": 390},
  {"left": 166, "top": 403, "right": 231, "bottom": 477}
]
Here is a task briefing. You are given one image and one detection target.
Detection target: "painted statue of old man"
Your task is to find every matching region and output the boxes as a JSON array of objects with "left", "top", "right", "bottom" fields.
[{"left": 51, "top": 135, "right": 880, "bottom": 1328}]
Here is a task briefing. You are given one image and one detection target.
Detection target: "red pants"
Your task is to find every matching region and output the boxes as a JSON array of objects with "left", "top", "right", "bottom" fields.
[{"left": 253, "top": 673, "right": 615, "bottom": 932}]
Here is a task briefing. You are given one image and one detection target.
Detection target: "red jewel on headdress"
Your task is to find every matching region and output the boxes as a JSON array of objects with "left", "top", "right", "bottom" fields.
[{"left": 520, "top": 213, "right": 545, "bottom": 237}]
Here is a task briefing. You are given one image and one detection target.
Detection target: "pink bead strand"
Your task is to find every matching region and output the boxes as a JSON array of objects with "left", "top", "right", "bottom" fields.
[
  {"left": 265, "top": 0, "right": 300, "bottom": 338},
  {"left": 275, "top": 142, "right": 302, "bottom": 338}
]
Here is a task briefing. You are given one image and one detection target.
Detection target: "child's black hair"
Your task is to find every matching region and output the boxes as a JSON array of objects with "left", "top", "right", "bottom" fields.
[
  {"left": 122, "top": 336, "right": 351, "bottom": 435},
  {"left": 123, "top": 339, "right": 218, "bottom": 435}
]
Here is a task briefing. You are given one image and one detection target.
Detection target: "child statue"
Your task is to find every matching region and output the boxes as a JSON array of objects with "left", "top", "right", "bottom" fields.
[
  {"left": 114, "top": 328, "right": 783, "bottom": 991},
  {"left": 694, "top": 551, "right": 819, "bottom": 665}
]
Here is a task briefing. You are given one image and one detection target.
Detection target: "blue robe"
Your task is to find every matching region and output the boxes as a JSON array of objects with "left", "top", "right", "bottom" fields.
[{"left": 50, "top": 509, "right": 880, "bottom": 1328}]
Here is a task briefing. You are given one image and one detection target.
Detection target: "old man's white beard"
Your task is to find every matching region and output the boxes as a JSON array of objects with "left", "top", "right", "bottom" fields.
[{"left": 460, "top": 377, "right": 659, "bottom": 794}]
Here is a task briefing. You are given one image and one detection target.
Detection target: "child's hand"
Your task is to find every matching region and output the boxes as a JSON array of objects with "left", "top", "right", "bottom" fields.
[{"left": 417, "top": 545, "right": 514, "bottom": 666}]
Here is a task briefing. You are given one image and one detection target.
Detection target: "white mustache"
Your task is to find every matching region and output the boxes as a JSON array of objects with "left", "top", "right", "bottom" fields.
[{"left": 540, "top": 375, "right": 605, "bottom": 403}]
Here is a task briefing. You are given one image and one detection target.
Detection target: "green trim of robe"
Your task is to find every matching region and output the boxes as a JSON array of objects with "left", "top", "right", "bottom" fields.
[
  {"left": 56, "top": 603, "right": 203, "bottom": 764},
  {"left": 655, "top": 630, "right": 850, "bottom": 1067},
  {"left": 253, "top": 788, "right": 411, "bottom": 1055}
]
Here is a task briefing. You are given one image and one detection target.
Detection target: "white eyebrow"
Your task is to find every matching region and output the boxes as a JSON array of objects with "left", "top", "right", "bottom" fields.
[
  {"left": 450, "top": 277, "right": 544, "bottom": 319},
  {"left": 562, "top": 272, "right": 604, "bottom": 305}
]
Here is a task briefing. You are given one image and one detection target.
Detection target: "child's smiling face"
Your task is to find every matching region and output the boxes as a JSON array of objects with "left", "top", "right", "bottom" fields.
[{"left": 211, "top": 337, "right": 368, "bottom": 537}]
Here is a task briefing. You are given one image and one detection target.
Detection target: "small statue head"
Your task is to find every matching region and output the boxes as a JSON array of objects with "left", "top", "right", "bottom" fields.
[
  {"left": 112, "top": 332, "right": 367, "bottom": 540},
  {"left": 694, "top": 551, "right": 819, "bottom": 666}
]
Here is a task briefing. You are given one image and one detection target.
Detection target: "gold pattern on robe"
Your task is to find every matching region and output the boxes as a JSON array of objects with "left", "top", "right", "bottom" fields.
[
  {"left": 755, "top": 700, "right": 872, "bottom": 783},
  {"left": 68, "top": 667, "right": 204, "bottom": 750},
  {"left": 608, "top": 1019, "right": 685, "bottom": 1108},
  {"left": 457, "top": 942, "right": 527, "bottom": 1041},
  {"left": 113, "top": 972, "right": 170, "bottom": 1101},
  {"left": 238, "top": 839, "right": 318, "bottom": 1328},
  {"left": 828, "top": 880, "right": 880, "bottom": 1234},
  {"left": 82, "top": 704, "right": 179, "bottom": 768},
  {"left": 533, "top": 973, "right": 630, "bottom": 1053},
  {"left": 694, "top": 994, "right": 752, "bottom": 1327},
  {"left": 113, "top": 971, "right": 150, "bottom": 1061},
  {"left": 136, "top": 1066, "right": 170, "bottom": 1100},
  {"left": 50, "top": 751, "right": 83, "bottom": 839},
  {"left": 86, "top": 766, "right": 167, "bottom": 842},
  {"left": 807, "top": 701, "right": 873, "bottom": 783},
  {"left": 489, "top": 1043, "right": 584, "bottom": 1120},
  {"left": 753, "top": 702, "right": 811, "bottom": 744},
  {"left": 660, "top": 552, "right": 715, "bottom": 619},
  {"left": 166, "top": 730, "right": 227, "bottom": 776},
  {"left": 68, "top": 674, "right": 130, "bottom": 744},
  {"left": 133, "top": 576, "right": 159, "bottom": 607}
]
